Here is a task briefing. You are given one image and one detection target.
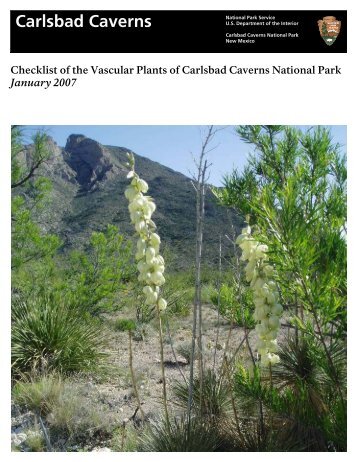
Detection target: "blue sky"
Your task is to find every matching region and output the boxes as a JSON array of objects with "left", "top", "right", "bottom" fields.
[{"left": 23, "top": 125, "right": 347, "bottom": 186}]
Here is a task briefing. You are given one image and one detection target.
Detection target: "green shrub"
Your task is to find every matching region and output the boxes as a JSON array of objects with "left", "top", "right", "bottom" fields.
[
  {"left": 176, "top": 342, "right": 197, "bottom": 364},
  {"left": 12, "top": 294, "right": 106, "bottom": 374},
  {"left": 218, "top": 419, "right": 309, "bottom": 452},
  {"left": 210, "top": 283, "right": 255, "bottom": 328},
  {"left": 164, "top": 273, "right": 192, "bottom": 317},
  {"left": 13, "top": 373, "right": 63, "bottom": 416},
  {"left": 25, "top": 427, "right": 46, "bottom": 452},
  {"left": 114, "top": 318, "right": 136, "bottom": 332},
  {"left": 173, "top": 369, "right": 231, "bottom": 420},
  {"left": 201, "top": 284, "right": 215, "bottom": 304},
  {"left": 64, "top": 224, "right": 134, "bottom": 316},
  {"left": 233, "top": 338, "right": 347, "bottom": 451},
  {"left": 111, "top": 424, "right": 139, "bottom": 452},
  {"left": 139, "top": 416, "right": 221, "bottom": 452},
  {"left": 167, "top": 291, "right": 191, "bottom": 317},
  {"left": 132, "top": 324, "right": 148, "bottom": 341},
  {"left": 47, "top": 383, "right": 117, "bottom": 442}
]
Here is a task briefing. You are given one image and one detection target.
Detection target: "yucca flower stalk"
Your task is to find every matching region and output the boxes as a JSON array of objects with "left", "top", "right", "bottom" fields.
[
  {"left": 125, "top": 152, "right": 169, "bottom": 422},
  {"left": 236, "top": 225, "right": 283, "bottom": 366}
]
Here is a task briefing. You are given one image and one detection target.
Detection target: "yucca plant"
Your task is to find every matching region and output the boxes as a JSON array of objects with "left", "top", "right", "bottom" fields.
[
  {"left": 234, "top": 337, "right": 347, "bottom": 451},
  {"left": 233, "top": 364, "right": 327, "bottom": 451},
  {"left": 176, "top": 342, "right": 198, "bottom": 364},
  {"left": 274, "top": 337, "right": 346, "bottom": 446},
  {"left": 139, "top": 415, "right": 221, "bottom": 452},
  {"left": 12, "top": 294, "right": 106, "bottom": 375},
  {"left": 270, "top": 338, "right": 327, "bottom": 416},
  {"left": 173, "top": 369, "right": 231, "bottom": 420},
  {"left": 219, "top": 418, "right": 322, "bottom": 452}
]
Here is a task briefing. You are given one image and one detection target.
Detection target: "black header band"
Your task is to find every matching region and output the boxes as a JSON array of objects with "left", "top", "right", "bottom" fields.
[{"left": 10, "top": 10, "right": 347, "bottom": 53}]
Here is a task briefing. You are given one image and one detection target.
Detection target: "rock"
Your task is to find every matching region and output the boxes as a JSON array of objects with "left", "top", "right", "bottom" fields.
[
  {"left": 64, "top": 135, "right": 120, "bottom": 191},
  {"left": 65, "top": 134, "right": 87, "bottom": 151},
  {"left": 68, "top": 445, "right": 80, "bottom": 451},
  {"left": 92, "top": 447, "right": 112, "bottom": 452},
  {"left": 19, "top": 132, "right": 241, "bottom": 266},
  {"left": 11, "top": 432, "right": 27, "bottom": 446},
  {"left": 13, "top": 426, "right": 26, "bottom": 434},
  {"left": 25, "top": 136, "right": 77, "bottom": 185}
]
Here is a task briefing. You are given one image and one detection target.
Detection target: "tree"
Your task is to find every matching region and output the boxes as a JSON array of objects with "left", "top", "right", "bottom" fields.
[
  {"left": 11, "top": 127, "right": 61, "bottom": 273},
  {"left": 215, "top": 125, "right": 346, "bottom": 338},
  {"left": 11, "top": 126, "right": 51, "bottom": 189},
  {"left": 11, "top": 128, "right": 109, "bottom": 376},
  {"left": 214, "top": 125, "right": 346, "bottom": 450},
  {"left": 64, "top": 224, "right": 134, "bottom": 315}
]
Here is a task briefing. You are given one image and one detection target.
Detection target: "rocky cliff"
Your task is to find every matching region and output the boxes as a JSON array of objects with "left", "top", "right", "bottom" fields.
[{"left": 27, "top": 134, "right": 242, "bottom": 268}]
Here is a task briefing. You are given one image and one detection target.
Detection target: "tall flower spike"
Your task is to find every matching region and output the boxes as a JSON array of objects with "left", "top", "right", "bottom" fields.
[
  {"left": 125, "top": 153, "right": 167, "bottom": 311},
  {"left": 236, "top": 226, "right": 282, "bottom": 366}
]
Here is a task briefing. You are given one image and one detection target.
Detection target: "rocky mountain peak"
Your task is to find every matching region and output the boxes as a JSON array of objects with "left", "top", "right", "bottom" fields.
[
  {"left": 64, "top": 134, "right": 120, "bottom": 192},
  {"left": 65, "top": 134, "right": 88, "bottom": 151},
  {"left": 21, "top": 134, "right": 241, "bottom": 265}
]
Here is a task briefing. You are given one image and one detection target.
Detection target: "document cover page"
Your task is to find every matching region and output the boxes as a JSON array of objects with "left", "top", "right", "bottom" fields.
[{"left": 1, "top": 0, "right": 354, "bottom": 458}]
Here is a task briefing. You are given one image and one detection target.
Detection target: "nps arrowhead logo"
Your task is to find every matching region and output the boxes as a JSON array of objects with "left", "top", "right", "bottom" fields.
[{"left": 317, "top": 16, "right": 341, "bottom": 46}]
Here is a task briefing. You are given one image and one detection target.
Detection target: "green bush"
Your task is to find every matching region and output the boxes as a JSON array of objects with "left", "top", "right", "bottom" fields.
[
  {"left": 176, "top": 342, "right": 198, "bottom": 364},
  {"left": 215, "top": 125, "right": 347, "bottom": 451},
  {"left": 111, "top": 424, "right": 139, "bottom": 452},
  {"left": 166, "top": 290, "right": 191, "bottom": 317},
  {"left": 210, "top": 283, "right": 255, "bottom": 328},
  {"left": 64, "top": 224, "right": 134, "bottom": 316},
  {"left": 13, "top": 373, "right": 63, "bottom": 416},
  {"left": 47, "top": 383, "right": 117, "bottom": 442},
  {"left": 14, "top": 376, "right": 119, "bottom": 449},
  {"left": 114, "top": 318, "right": 136, "bottom": 332},
  {"left": 12, "top": 294, "right": 106, "bottom": 374},
  {"left": 233, "top": 338, "right": 347, "bottom": 451},
  {"left": 173, "top": 369, "right": 231, "bottom": 420},
  {"left": 139, "top": 416, "right": 221, "bottom": 452},
  {"left": 164, "top": 272, "right": 192, "bottom": 317},
  {"left": 25, "top": 427, "right": 46, "bottom": 452}
]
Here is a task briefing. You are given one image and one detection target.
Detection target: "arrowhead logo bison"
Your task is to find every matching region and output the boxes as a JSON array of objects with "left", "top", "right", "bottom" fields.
[{"left": 317, "top": 16, "right": 341, "bottom": 46}]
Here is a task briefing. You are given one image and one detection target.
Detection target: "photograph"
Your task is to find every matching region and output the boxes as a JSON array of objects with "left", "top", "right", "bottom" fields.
[{"left": 11, "top": 124, "right": 347, "bottom": 452}]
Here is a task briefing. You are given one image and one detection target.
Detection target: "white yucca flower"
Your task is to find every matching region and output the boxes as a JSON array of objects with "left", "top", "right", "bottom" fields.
[
  {"left": 125, "top": 154, "right": 167, "bottom": 311},
  {"left": 236, "top": 225, "right": 282, "bottom": 366}
]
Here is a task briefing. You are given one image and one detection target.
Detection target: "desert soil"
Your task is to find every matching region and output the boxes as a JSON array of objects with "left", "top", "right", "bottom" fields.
[{"left": 12, "top": 304, "right": 291, "bottom": 451}]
